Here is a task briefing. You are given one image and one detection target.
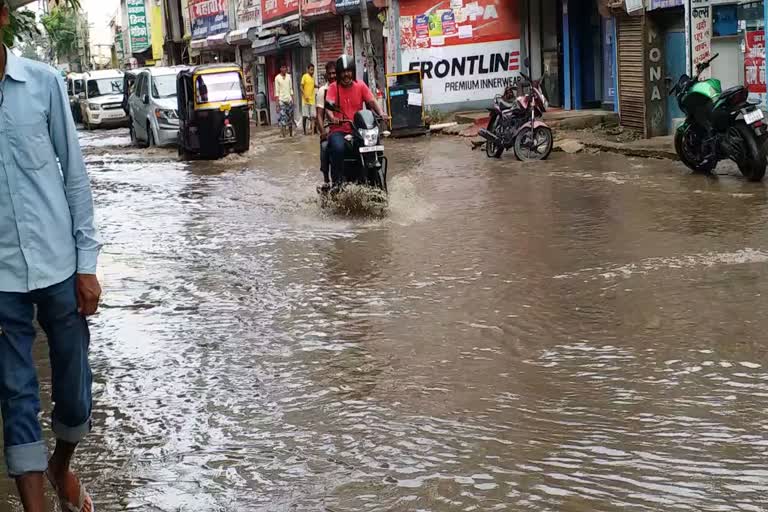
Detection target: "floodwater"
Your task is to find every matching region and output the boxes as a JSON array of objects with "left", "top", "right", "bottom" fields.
[{"left": 4, "top": 128, "right": 768, "bottom": 511}]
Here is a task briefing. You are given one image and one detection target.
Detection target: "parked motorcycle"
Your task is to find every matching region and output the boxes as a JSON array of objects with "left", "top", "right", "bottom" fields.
[
  {"left": 669, "top": 53, "right": 767, "bottom": 181},
  {"left": 478, "top": 69, "right": 553, "bottom": 161},
  {"left": 320, "top": 104, "right": 388, "bottom": 197}
]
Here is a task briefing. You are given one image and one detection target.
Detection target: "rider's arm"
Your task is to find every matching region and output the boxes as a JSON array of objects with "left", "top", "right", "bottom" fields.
[{"left": 362, "top": 84, "right": 387, "bottom": 118}]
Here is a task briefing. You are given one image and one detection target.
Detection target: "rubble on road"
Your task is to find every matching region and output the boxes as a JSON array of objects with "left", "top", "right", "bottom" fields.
[{"left": 555, "top": 139, "right": 585, "bottom": 154}]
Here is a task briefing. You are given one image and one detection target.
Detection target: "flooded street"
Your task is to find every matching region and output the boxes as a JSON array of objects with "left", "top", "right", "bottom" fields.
[{"left": 5, "top": 127, "right": 768, "bottom": 511}]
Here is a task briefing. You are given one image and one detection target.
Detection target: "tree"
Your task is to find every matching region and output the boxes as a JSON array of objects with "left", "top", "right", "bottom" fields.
[
  {"left": 41, "top": 6, "right": 79, "bottom": 61},
  {"left": 15, "top": 25, "right": 52, "bottom": 62},
  {"left": 5, "top": 0, "right": 80, "bottom": 47}
]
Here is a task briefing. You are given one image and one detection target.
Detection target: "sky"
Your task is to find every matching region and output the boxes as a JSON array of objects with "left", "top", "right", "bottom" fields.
[{"left": 83, "top": 0, "right": 119, "bottom": 46}]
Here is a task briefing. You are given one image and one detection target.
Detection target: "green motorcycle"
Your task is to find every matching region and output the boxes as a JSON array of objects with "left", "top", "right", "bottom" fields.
[{"left": 670, "top": 53, "right": 767, "bottom": 182}]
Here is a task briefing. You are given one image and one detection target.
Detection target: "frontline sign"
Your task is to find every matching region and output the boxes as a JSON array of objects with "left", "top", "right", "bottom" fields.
[{"left": 402, "top": 39, "right": 520, "bottom": 105}]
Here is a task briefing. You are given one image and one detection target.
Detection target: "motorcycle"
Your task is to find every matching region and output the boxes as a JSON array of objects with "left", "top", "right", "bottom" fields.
[
  {"left": 669, "top": 53, "right": 767, "bottom": 181},
  {"left": 320, "top": 103, "right": 389, "bottom": 197},
  {"left": 478, "top": 70, "right": 553, "bottom": 161}
]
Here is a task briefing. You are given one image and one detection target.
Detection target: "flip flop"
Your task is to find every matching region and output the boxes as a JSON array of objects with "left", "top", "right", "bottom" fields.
[{"left": 45, "top": 471, "right": 95, "bottom": 512}]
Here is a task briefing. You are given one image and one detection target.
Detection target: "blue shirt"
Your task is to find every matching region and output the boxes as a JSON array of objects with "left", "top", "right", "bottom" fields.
[{"left": 0, "top": 48, "right": 101, "bottom": 292}]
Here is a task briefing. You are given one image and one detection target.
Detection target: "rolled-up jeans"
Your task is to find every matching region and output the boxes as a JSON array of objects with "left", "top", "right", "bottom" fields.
[{"left": 0, "top": 274, "right": 92, "bottom": 477}]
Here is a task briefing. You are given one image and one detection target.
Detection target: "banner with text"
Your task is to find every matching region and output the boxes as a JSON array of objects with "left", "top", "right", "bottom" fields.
[
  {"left": 401, "top": 39, "right": 520, "bottom": 105},
  {"left": 691, "top": 0, "right": 711, "bottom": 77},
  {"left": 127, "top": 0, "right": 150, "bottom": 53},
  {"left": 745, "top": 30, "right": 766, "bottom": 94},
  {"left": 190, "top": 0, "right": 229, "bottom": 39}
]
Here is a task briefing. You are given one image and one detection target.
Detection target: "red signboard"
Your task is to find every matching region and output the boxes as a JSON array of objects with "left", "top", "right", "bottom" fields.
[
  {"left": 261, "top": 0, "right": 299, "bottom": 22},
  {"left": 301, "top": 0, "right": 333, "bottom": 17},
  {"left": 745, "top": 30, "right": 766, "bottom": 94}
]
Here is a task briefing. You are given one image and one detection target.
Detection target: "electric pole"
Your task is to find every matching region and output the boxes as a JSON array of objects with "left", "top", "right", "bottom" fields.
[{"left": 358, "top": 0, "right": 377, "bottom": 94}]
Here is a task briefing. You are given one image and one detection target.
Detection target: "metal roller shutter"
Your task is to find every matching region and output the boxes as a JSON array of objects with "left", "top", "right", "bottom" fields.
[
  {"left": 617, "top": 13, "right": 646, "bottom": 134},
  {"left": 316, "top": 18, "right": 344, "bottom": 74}
]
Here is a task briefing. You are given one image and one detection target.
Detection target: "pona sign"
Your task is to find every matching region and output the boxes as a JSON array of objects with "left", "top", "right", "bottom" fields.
[{"left": 645, "top": 25, "right": 667, "bottom": 137}]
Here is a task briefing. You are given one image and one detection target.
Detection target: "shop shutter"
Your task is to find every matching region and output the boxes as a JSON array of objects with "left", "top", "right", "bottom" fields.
[
  {"left": 617, "top": 13, "right": 646, "bottom": 134},
  {"left": 316, "top": 18, "right": 344, "bottom": 74}
]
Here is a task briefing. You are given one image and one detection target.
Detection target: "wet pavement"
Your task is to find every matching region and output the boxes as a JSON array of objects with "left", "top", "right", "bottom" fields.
[{"left": 4, "top": 128, "right": 768, "bottom": 511}]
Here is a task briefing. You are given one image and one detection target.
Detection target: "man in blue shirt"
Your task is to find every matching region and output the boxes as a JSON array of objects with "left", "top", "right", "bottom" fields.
[{"left": 1, "top": 2, "right": 101, "bottom": 511}]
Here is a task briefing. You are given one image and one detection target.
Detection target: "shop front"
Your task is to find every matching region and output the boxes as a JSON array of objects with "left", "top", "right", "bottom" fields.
[
  {"left": 397, "top": 0, "right": 522, "bottom": 112},
  {"left": 524, "top": 0, "right": 616, "bottom": 111},
  {"left": 250, "top": 0, "right": 313, "bottom": 124}
]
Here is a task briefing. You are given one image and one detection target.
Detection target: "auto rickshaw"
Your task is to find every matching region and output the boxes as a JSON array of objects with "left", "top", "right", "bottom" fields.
[{"left": 176, "top": 65, "right": 250, "bottom": 159}]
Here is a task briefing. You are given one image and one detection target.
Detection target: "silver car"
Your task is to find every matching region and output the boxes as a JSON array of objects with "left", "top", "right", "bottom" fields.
[{"left": 126, "top": 67, "right": 186, "bottom": 147}]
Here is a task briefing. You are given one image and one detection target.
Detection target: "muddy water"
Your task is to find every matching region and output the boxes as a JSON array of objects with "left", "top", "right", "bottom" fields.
[{"left": 4, "top": 128, "right": 768, "bottom": 511}]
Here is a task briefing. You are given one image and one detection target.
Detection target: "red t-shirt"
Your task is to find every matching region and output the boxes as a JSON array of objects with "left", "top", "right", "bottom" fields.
[{"left": 326, "top": 81, "right": 375, "bottom": 134}]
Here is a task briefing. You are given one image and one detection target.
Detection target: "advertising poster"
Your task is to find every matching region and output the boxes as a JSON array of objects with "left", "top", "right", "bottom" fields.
[
  {"left": 127, "top": 0, "right": 150, "bottom": 53},
  {"left": 399, "top": 0, "right": 520, "bottom": 105},
  {"left": 745, "top": 30, "right": 766, "bottom": 95},
  {"left": 190, "top": 0, "right": 229, "bottom": 38}
]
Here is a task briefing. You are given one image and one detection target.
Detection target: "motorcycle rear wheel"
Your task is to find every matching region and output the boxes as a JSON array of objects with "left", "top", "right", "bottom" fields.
[
  {"left": 674, "top": 124, "right": 716, "bottom": 174},
  {"left": 732, "top": 123, "right": 766, "bottom": 182},
  {"left": 485, "top": 119, "right": 504, "bottom": 159},
  {"left": 514, "top": 126, "right": 553, "bottom": 161}
]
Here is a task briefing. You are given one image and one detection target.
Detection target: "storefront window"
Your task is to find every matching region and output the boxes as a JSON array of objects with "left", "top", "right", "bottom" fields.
[{"left": 739, "top": 1, "right": 764, "bottom": 31}]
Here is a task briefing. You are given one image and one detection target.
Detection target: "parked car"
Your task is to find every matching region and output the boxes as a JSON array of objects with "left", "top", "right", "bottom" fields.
[
  {"left": 78, "top": 69, "right": 127, "bottom": 130},
  {"left": 66, "top": 72, "right": 84, "bottom": 123},
  {"left": 124, "top": 66, "right": 187, "bottom": 147}
]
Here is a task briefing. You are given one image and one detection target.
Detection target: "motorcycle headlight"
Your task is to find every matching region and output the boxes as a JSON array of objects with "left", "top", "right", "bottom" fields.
[
  {"left": 88, "top": 103, "right": 101, "bottom": 111},
  {"left": 358, "top": 127, "right": 379, "bottom": 147}
]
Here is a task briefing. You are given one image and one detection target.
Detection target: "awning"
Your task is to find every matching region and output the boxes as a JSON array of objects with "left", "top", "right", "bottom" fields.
[
  {"left": 227, "top": 29, "right": 251, "bottom": 45},
  {"left": 206, "top": 33, "right": 228, "bottom": 48},
  {"left": 261, "top": 13, "right": 300, "bottom": 30},
  {"left": 252, "top": 36, "right": 279, "bottom": 56},
  {"left": 277, "top": 32, "right": 311, "bottom": 50},
  {"left": 190, "top": 38, "right": 207, "bottom": 50}
]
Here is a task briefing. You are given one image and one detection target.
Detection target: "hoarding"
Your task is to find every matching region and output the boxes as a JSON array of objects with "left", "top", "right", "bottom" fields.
[
  {"left": 190, "top": 0, "right": 229, "bottom": 39},
  {"left": 399, "top": 0, "right": 520, "bottom": 105}
]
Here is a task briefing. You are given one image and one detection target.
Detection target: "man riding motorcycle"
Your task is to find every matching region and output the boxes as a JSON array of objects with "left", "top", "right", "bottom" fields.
[{"left": 324, "top": 54, "right": 387, "bottom": 190}]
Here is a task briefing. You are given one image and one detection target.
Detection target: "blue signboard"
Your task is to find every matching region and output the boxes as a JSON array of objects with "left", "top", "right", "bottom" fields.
[
  {"left": 335, "top": 0, "right": 370, "bottom": 14},
  {"left": 650, "top": 0, "right": 683, "bottom": 9},
  {"left": 190, "top": 0, "right": 229, "bottom": 39}
]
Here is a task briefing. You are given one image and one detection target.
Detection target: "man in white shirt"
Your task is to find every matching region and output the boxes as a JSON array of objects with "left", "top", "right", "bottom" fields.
[
  {"left": 315, "top": 61, "right": 336, "bottom": 187},
  {"left": 273, "top": 62, "right": 294, "bottom": 138}
]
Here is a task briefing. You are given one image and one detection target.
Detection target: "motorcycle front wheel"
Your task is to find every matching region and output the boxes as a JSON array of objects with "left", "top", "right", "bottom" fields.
[
  {"left": 486, "top": 119, "right": 504, "bottom": 159},
  {"left": 514, "top": 126, "right": 553, "bottom": 161},
  {"left": 674, "top": 124, "right": 716, "bottom": 174}
]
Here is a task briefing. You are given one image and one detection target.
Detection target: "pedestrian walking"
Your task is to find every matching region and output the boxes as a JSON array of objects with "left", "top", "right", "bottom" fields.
[
  {"left": 300, "top": 63, "right": 317, "bottom": 135},
  {"left": 0, "top": 3, "right": 102, "bottom": 511},
  {"left": 273, "top": 62, "right": 294, "bottom": 138}
]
